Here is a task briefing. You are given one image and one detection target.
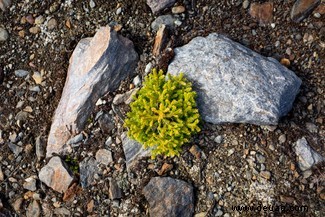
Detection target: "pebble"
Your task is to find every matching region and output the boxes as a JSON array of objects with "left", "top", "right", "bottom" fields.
[
  {"left": 47, "top": 18, "right": 58, "bottom": 30},
  {"left": 0, "top": 167, "right": 4, "bottom": 181},
  {"left": 26, "top": 200, "right": 41, "bottom": 217},
  {"left": 23, "top": 177, "right": 37, "bottom": 191},
  {"left": 243, "top": 0, "right": 250, "bottom": 9},
  {"left": 14, "top": 69, "right": 29, "bottom": 77},
  {"left": 105, "top": 137, "right": 113, "bottom": 147},
  {"left": 278, "top": 134, "right": 286, "bottom": 144},
  {"left": 12, "top": 197, "right": 23, "bottom": 212},
  {"left": 151, "top": 15, "right": 176, "bottom": 31},
  {"left": 0, "top": 27, "right": 9, "bottom": 41},
  {"left": 32, "top": 71, "right": 42, "bottom": 84},
  {"left": 116, "top": 7, "right": 122, "bottom": 15},
  {"left": 96, "top": 149, "right": 113, "bottom": 166},
  {"left": 89, "top": 0, "right": 96, "bottom": 8},
  {"left": 256, "top": 153, "right": 266, "bottom": 163},
  {"left": 133, "top": 75, "right": 141, "bottom": 87},
  {"left": 172, "top": 6, "right": 185, "bottom": 14},
  {"left": 67, "top": 133, "right": 83, "bottom": 145},
  {"left": 34, "top": 15, "right": 45, "bottom": 25},
  {"left": 260, "top": 171, "right": 271, "bottom": 180},
  {"left": 25, "top": 15, "right": 35, "bottom": 24},
  {"left": 109, "top": 179, "right": 122, "bottom": 199},
  {"left": 145, "top": 62, "right": 152, "bottom": 74},
  {"left": 306, "top": 122, "right": 318, "bottom": 133},
  {"left": 29, "top": 26, "right": 41, "bottom": 34},
  {"left": 214, "top": 135, "right": 223, "bottom": 144}
]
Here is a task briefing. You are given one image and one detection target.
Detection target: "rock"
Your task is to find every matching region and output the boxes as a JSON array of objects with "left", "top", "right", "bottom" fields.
[
  {"left": 113, "top": 88, "right": 138, "bottom": 105},
  {"left": 46, "top": 26, "right": 138, "bottom": 157},
  {"left": 95, "top": 149, "right": 113, "bottom": 165},
  {"left": 306, "top": 122, "right": 318, "bottom": 133},
  {"left": 133, "top": 75, "right": 141, "bottom": 87},
  {"left": 98, "top": 113, "right": 115, "bottom": 133},
  {"left": 168, "top": 33, "right": 301, "bottom": 125},
  {"left": 23, "top": 176, "right": 37, "bottom": 191},
  {"left": 34, "top": 16, "right": 44, "bottom": 25},
  {"left": 26, "top": 200, "right": 40, "bottom": 217},
  {"left": 109, "top": 179, "right": 122, "bottom": 199},
  {"left": 157, "top": 163, "right": 173, "bottom": 175},
  {"left": 35, "top": 136, "right": 45, "bottom": 161},
  {"left": 80, "top": 157, "right": 98, "bottom": 188},
  {"left": 121, "top": 132, "right": 150, "bottom": 172},
  {"left": 151, "top": 15, "right": 176, "bottom": 32},
  {"left": 0, "top": 168, "right": 3, "bottom": 181},
  {"left": 47, "top": 18, "right": 57, "bottom": 30},
  {"left": 39, "top": 156, "right": 74, "bottom": 193},
  {"left": 0, "top": 0, "right": 11, "bottom": 11},
  {"left": 29, "top": 26, "right": 41, "bottom": 34},
  {"left": 153, "top": 24, "right": 169, "bottom": 57},
  {"left": 249, "top": 2, "right": 273, "bottom": 25},
  {"left": 189, "top": 145, "right": 202, "bottom": 159},
  {"left": 293, "top": 137, "right": 324, "bottom": 171},
  {"left": 0, "top": 27, "right": 9, "bottom": 41},
  {"left": 32, "top": 71, "right": 42, "bottom": 84},
  {"left": 14, "top": 69, "right": 29, "bottom": 77},
  {"left": 147, "top": 0, "right": 176, "bottom": 14},
  {"left": 260, "top": 171, "right": 271, "bottom": 180},
  {"left": 143, "top": 177, "right": 194, "bottom": 217},
  {"left": 63, "top": 183, "right": 81, "bottom": 202},
  {"left": 243, "top": 0, "right": 250, "bottom": 9},
  {"left": 66, "top": 133, "right": 83, "bottom": 145},
  {"left": 214, "top": 135, "right": 223, "bottom": 144},
  {"left": 172, "top": 5, "right": 185, "bottom": 14},
  {"left": 12, "top": 197, "right": 23, "bottom": 212},
  {"left": 291, "top": 0, "right": 320, "bottom": 22},
  {"left": 8, "top": 142, "right": 23, "bottom": 156},
  {"left": 54, "top": 207, "right": 71, "bottom": 216}
]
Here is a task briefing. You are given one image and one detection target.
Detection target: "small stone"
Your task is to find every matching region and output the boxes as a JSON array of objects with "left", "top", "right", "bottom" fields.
[
  {"left": 306, "top": 122, "right": 318, "bottom": 133},
  {"left": 145, "top": 62, "right": 152, "bottom": 74},
  {"left": 25, "top": 15, "right": 34, "bottom": 24},
  {"left": 0, "top": 0, "right": 11, "bottom": 11},
  {"left": 280, "top": 58, "right": 290, "bottom": 67},
  {"left": 153, "top": 24, "right": 169, "bottom": 57},
  {"left": 249, "top": 2, "right": 273, "bottom": 25},
  {"left": 214, "top": 135, "right": 223, "bottom": 144},
  {"left": 116, "top": 7, "right": 122, "bottom": 15},
  {"left": 39, "top": 156, "right": 74, "bottom": 193},
  {"left": 12, "top": 197, "right": 23, "bottom": 212},
  {"left": 96, "top": 149, "right": 113, "bottom": 166},
  {"left": 172, "top": 5, "right": 185, "bottom": 14},
  {"left": 260, "top": 171, "right": 271, "bottom": 180},
  {"left": 98, "top": 113, "right": 115, "bottom": 133},
  {"left": 26, "top": 200, "right": 41, "bottom": 217},
  {"left": 133, "top": 75, "right": 141, "bottom": 87},
  {"left": 0, "top": 27, "right": 9, "bottom": 41},
  {"left": 54, "top": 207, "right": 71, "bottom": 216},
  {"left": 113, "top": 88, "right": 139, "bottom": 105},
  {"left": 34, "top": 15, "right": 45, "bottom": 25},
  {"left": 14, "top": 69, "right": 29, "bottom": 77},
  {"left": 89, "top": 0, "right": 95, "bottom": 8},
  {"left": 278, "top": 134, "right": 286, "bottom": 144},
  {"left": 147, "top": 0, "right": 176, "bottom": 14},
  {"left": 291, "top": 0, "right": 320, "bottom": 22},
  {"left": 0, "top": 167, "right": 4, "bottom": 181},
  {"left": 174, "top": 20, "right": 182, "bottom": 26},
  {"left": 157, "top": 162, "right": 173, "bottom": 175},
  {"left": 63, "top": 183, "right": 81, "bottom": 202},
  {"left": 151, "top": 15, "right": 176, "bottom": 32},
  {"left": 35, "top": 136, "right": 45, "bottom": 161},
  {"left": 23, "top": 176, "right": 37, "bottom": 191},
  {"left": 105, "top": 137, "right": 113, "bottom": 147},
  {"left": 243, "top": 0, "right": 250, "bottom": 9},
  {"left": 9, "top": 132, "right": 17, "bottom": 143},
  {"left": 256, "top": 153, "right": 266, "bottom": 163},
  {"left": 87, "top": 199, "right": 94, "bottom": 213},
  {"left": 32, "top": 71, "right": 42, "bottom": 84},
  {"left": 8, "top": 142, "right": 23, "bottom": 156},
  {"left": 109, "top": 179, "right": 122, "bottom": 199},
  {"left": 189, "top": 145, "right": 202, "bottom": 159},
  {"left": 47, "top": 18, "right": 58, "bottom": 30},
  {"left": 66, "top": 133, "right": 83, "bottom": 145},
  {"left": 29, "top": 26, "right": 41, "bottom": 34},
  {"left": 80, "top": 157, "right": 98, "bottom": 188},
  {"left": 303, "top": 170, "right": 312, "bottom": 178}
]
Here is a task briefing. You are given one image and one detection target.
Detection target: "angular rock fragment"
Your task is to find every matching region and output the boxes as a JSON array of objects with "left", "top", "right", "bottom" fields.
[
  {"left": 80, "top": 157, "right": 98, "bottom": 188},
  {"left": 293, "top": 137, "right": 324, "bottom": 171},
  {"left": 0, "top": 0, "right": 11, "bottom": 11},
  {"left": 291, "top": 0, "right": 320, "bottom": 22},
  {"left": 249, "top": 2, "right": 274, "bottom": 25},
  {"left": 147, "top": 0, "right": 176, "bottom": 14},
  {"left": 143, "top": 177, "right": 194, "bottom": 217},
  {"left": 168, "top": 33, "right": 301, "bottom": 125},
  {"left": 46, "top": 26, "right": 138, "bottom": 157},
  {"left": 39, "top": 156, "right": 74, "bottom": 193},
  {"left": 109, "top": 179, "right": 122, "bottom": 199},
  {"left": 96, "top": 149, "right": 113, "bottom": 165},
  {"left": 26, "top": 200, "right": 40, "bottom": 217},
  {"left": 153, "top": 24, "right": 169, "bottom": 57},
  {"left": 121, "top": 132, "right": 150, "bottom": 172}
]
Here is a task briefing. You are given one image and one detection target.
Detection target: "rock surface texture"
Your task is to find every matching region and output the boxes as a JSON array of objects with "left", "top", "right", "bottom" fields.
[
  {"left": 121, "top": 132, "right": 150, "bottom": 171},
  {"left": 293, "top": 137, "right": 324, "bottom": 171},
  {"left": 38, "top": 156, "right": 74, "bottom": 193},
  {"left": 46, "top": 26, "right": 138, "bottom": 157},
  {"left": 147, "top": 0, "right": 176, "bottom": 14},
  {"left": 143, "top": 177, "right": 194, "bottom": 217},
  {"left": 168, "top": 33, "right": 302, "bottom": 125}
]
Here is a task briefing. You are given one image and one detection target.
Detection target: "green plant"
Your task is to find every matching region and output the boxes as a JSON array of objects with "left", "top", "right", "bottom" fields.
[
  {"left": 64, "top": 156, "right": 79, "bottom": 174},
  {"left": 124, "top": 69, "right": 200, "bottom": 158}
]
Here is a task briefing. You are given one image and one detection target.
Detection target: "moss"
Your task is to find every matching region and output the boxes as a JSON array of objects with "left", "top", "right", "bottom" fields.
[{"left": 124, "top": 69, "right": 200, "bottom": 158}]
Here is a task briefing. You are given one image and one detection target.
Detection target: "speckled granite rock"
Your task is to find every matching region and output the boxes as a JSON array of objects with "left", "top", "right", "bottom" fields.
[
  {"left": 46, "top": 26, "right": 138, "bottom": 157},
  {"left": 168, "top": 33, "right": 302, "bottom": 125},
  {"left": 143, "top": 177, "right": 194, "bottom": 217}
]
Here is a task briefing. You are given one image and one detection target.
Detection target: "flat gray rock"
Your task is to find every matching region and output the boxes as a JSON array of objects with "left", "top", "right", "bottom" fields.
[
  {"left": 80, "top": 157, "right": 98, "bottom": 188},
  {"left": 168, "top": 33, "right": 302, "bottom": 125},
  {"left": 46, "top": 26, "right": 138, "bottom": 157},
  {"left": 293, "top": 137, "right": 324, "bottom": 171},
  {"left": 38, "top": 156, "right": 74, "bottom": 193},
  {"left": 143, "top": 177, "right": 194, "bottom": 217},
  {"left": 121, "top": 132, "right": 150, "bottom": 172},
  {"left": 147, "top": 0, "right": 176, "bottom": 14}
]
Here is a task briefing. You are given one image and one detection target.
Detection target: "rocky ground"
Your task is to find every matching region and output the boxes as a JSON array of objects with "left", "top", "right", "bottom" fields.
[{"left": 0, "top": 0, "right": 324, "bottom": 216}]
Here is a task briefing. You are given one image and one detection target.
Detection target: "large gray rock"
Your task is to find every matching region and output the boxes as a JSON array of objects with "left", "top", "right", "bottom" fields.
[
  {"left": 46, "top": 26, "right": 138, "bottom": 157},
  {"left": 38, "top": 156, "right": 74, "bottom": 193},
  {"left": 293, "top": 137, "right": 324, "bottom": 171},
  {"left": 143, "top": 177, "right": 194, "bottom": 217},
  {"left": 168, "top": 33, "right": 301, "bottom": 125},
  {"left": 121, "top": 132, "right": 150, "bottom": 172}
]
